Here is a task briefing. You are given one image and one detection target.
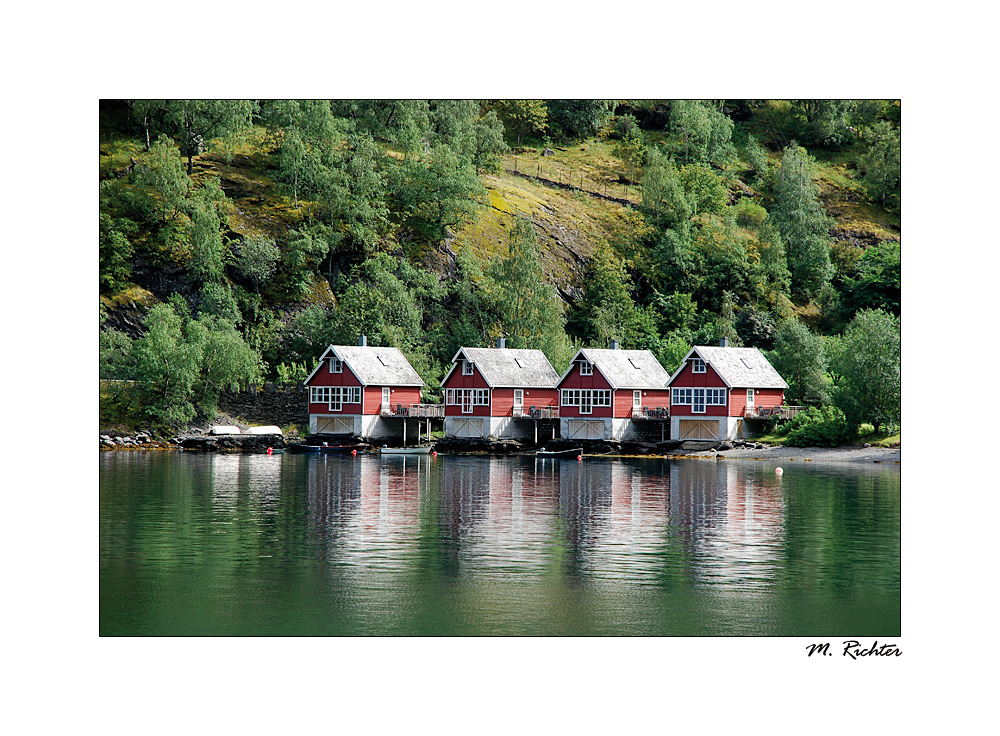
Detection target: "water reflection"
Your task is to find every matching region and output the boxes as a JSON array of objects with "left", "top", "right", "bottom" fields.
[{"left": 101, "top": 452, "right": 901, "bottom": 635}]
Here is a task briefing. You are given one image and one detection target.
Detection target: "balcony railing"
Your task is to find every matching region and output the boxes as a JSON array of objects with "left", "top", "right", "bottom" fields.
[
  {"left": 745, "top": 405, "right": 804, "bottom": 420},
  {"left": 512, "top": 406, "right": 560, "bottom": 419},
  {"left": 631, "top": 406, "right": 670, "bottom": 420},
  {"left": 380, "top": 403, "right": 445, "bottom": 418}
]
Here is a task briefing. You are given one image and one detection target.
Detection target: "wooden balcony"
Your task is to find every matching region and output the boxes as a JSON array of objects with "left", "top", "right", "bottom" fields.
[
  {"left": 631, "top": 406, "right": 670, "bottom": 420},
  {"left": 745, "top": 405, "right": 804, "bottom": 420},
  {"left": 512, "top": 406, "right": 560, "bottom": 419},
  {"left": 380, "top": 403, "right": 445, "bottom": 418}
]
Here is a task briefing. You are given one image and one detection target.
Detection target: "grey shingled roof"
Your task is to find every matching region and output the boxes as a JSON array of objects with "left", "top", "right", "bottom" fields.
[
  {"left": 456, "top": 347, "right": 559, "bottom": 388},
  {"left": 326, "top": 345, "right": 425, "bottom": 386},
  {"left": 684, "top": 346, "right": 788, "bottom": 389},
  {"left": 575, "top": 348, "right": 671, "bottom": 389}
]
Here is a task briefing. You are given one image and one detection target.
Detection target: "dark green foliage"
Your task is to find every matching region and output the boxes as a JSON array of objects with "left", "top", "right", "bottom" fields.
[
  {"left": 99, "top": 214, "right": 137, "bottom": 293},
  {"left": 770, "top": 145, "right": 834, "bottom": 298},
  {"left": 545, "top": 100, "right": 615, "bottom": 140},
  {"left": 100, "top": 328, "right": 136, "bottom": 380},
  {"left": 769, "top": 319, "right": 830, "bottom": 405},
  {"left": 668, "top": 100, "right": 736, "bottom": 167},
  {"left": 790, "top": 100, "right": 856, "bottom": 148},
  {"left": 336, "top": 100, "right": 431, "bottom": 152},
  {"left": 231, "top": 234, "right": 280, "bottom": 292},
  {"left": 199, "top": 281, "right": 242, "bottom": 325},
  {"left": 859, "top": 121, "right": 901, "bottom": 207},
  {"left": 490, "top": 100, "right": 548, "bottom": 147},
  {"left": 779, "top": 405, "right": 851, "bottom": 446},
  {"left": 390, "top": 144, "right": 485, "bottom": 241},
  {"left": 158, "top": 100, "right": 256, "bottom": 174},
  {"left": 841, "top": 240, "right": 900, "bottom": 317},
  {"left": 828, "top": 309, "right": 900, "bottom": 433}
]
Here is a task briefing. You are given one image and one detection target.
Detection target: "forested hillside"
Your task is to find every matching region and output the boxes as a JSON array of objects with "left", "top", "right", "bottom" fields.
[{"left": 99, "top": 99, "right": 900, "bottom": 435}]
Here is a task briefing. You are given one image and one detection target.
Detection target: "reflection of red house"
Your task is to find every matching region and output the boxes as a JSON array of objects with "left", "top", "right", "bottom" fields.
[
  {"left": 666, "top": 339, "right": 788, "bottom": 441},
  {"left": 440, "top": 340, "right": 559, "bottom": 439},
  {"left": 556, "top": 344, "right": 671, "bottom": 441},
  {"left": 303, "top": 337, "right": 426, "bottom": 438}
]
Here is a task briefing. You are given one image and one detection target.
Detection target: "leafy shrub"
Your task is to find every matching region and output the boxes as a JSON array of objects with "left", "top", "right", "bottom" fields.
[{"left": 779, "top": 405, "right": 851, "bottom": 446}]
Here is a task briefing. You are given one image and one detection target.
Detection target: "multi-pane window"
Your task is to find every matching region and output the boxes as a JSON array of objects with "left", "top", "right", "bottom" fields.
[
  {"left": 692, "top": 358, "right": 706, "bottom": 373},
  {"left": 311, "top": 386, "right": 361, "bottom": 410},
  {"left": 446, "top": 388, "right": 490, "bottom": 411},
  {"left": 580, "top": 360, "right": 593, "bottom": 376},
  {"left": 561, "top": 389, "right": 611, "bottom": 411},
  {"left": 328, "top": 357, "right": 342, "bottom": 373},
  {"left": 672, "top": 387, "right": 726, "bottom": 411},
  {"left": 462, "top": 360, "right": 474, "bottom": 375}
]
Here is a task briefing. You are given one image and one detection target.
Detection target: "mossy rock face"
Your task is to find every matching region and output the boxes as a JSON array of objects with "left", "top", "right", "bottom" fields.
[{"left": 101, "top": 284, "right": 157, "bottom": 310}]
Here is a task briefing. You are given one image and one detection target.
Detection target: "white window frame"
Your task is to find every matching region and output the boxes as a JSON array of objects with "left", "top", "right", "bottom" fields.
[
  {"left": 633, "top": 390, "right": 642, "bottom": 408},
  {"left": 513, "top": 389, "right": 524, "bottom": 410},
  {"left": 672, "top": 387, "right": 693, "bottom": 405},
  {"left": 463, "top": 360, "right": 474, "bottom": 375},
  {"left": 692, "top": 358, "right": 706, "bottom": 373},
  {"left": 580, "top": 360, "right": 593, "bottom": 376},
  {"left": 446, "top": 389, "right": 456, "bottom": 405},
  {"left": 328, "top": 357, "right": 342, "bottom": 373},
  {"left": 580, "top": 392, "right": 593, "bottom": 414},
  {"left": 474, "top": 389, "right": 490, "bottom": 406},
  {"left": 461, "top": 390, "right": 473, "bottom": 414},
  {"left": 692, "top": 388, "right": 706, "bottom": 414},
  {"left": 706, "top": 388, "right": 726, "bottom": 405}
]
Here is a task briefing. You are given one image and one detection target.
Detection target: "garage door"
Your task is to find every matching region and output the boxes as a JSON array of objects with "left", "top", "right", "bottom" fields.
[
  {"left": 317, "top": 416, "right": 354, "bottom": 435},
  {"left": 452, "top": 418, "right": 485, "bottom": 438},
  {"left": 567, "top": 419, "right": 605, "bottom": 440},
  {"left": 678, "top": 419, "right": 719, "bottom": 440}
]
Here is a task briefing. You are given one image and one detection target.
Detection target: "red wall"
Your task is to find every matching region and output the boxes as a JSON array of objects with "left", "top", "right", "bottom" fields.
[
  {"left": 372, "top": 386, "right": 422, "bottom": 414},
  {"left": 558, "top": 363, "right": 613, "bottom": 418},
  {"left": 670, "top": 361, "right": 727, "bottom": 389},
  {"left": 491, "top": 387, "right": 559, "bottom": 417},
  {"left": 442, "top": 363, "right": 491, "bottom": 417},
  {"left": 306, "top": 362, "right": 363, "bottom": 387},
  {"left": 623, "top": 389, "right": 672, "bottom": 418},
  {"left": 732, "top": 388, "right": 785, "bottom": 416}
]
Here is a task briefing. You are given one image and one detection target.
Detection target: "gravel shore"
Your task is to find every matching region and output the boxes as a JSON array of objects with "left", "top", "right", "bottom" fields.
[{"left": 680, "top": 444, "right": 900, "bottom": 465}]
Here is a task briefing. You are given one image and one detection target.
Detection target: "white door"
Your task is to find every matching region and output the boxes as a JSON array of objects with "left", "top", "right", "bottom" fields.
[
  {"left": 633, "top": 390, "right": 642, "bottom": 408},
  {"left": 746, "top": 389, "right": 754, "bottom": 414},
  {"left": 382, "top": 387, "right": 391, "bottom": 412},
  {"left": 514, "top": 389, "right": 524, "bottom": 414}
]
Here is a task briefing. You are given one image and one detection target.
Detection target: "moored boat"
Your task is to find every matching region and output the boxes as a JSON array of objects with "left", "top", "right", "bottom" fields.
[
  {"left": 379, "top": 446, "right": 434, "bottom": 455},
  {"left": 535, "top": 447, "right": 583, "bottom": 457},
  {"left": 287, "top": 443, "right": 366, "bottom": 454}
]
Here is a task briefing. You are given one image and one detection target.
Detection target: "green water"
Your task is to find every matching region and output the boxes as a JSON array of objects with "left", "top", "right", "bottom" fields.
[{"left": 99, "top": 451, "right": 900, "bottom": 636}]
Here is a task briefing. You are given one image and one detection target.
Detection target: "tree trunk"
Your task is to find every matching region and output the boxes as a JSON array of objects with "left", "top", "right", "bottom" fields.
[{"left": 187, "top": 154, "right": 194, "bottom": 176}]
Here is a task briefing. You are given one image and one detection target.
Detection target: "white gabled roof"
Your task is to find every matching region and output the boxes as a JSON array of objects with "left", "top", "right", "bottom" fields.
[
  {"left": 667, "top": 346, "right": 788, "bottom": 390},
  {"left": 558, "top": 348, "right": 670, "bottom": 389},
  {"left": 441, "top": 347, "right": 559, "bottom": 388},
  {"left": 304, "top": 345, "right": 425, "bottom": 387}
]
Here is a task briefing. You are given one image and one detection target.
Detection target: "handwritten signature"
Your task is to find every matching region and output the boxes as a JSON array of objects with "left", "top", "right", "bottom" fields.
[{"left": 806, "top": 641, "right": 901, "bottom": 658}]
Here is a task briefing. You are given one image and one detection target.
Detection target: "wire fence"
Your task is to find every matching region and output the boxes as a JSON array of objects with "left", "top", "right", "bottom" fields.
[{"left": 505, "top": 157, "right": 640, "bottom": 207}]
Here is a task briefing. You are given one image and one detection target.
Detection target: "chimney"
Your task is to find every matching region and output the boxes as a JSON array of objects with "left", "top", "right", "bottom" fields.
[
  {"left": 358, "top": 335, "right": 367, "bottom": 347},
  {"left": 497, "top": 337, "right": 506, "bottom": 349},
  {"left": 609, "top": 339, "right": 619, "bottom": 350},
  {"left": 720, "top": 337, "right": 729, "bottom": 348}
]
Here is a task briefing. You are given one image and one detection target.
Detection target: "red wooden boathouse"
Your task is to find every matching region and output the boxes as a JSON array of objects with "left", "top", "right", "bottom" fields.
[
  {"left": 440, "top": 339, "right": 559, "bottom": 439},
  {"left": 303, "top": 337, "right": 441, "bottom": 440},
  {"left": 556, "top": 343, "right": 671, "bottom": 441},
  {"left": 666, "top": 339, "right": 789, "bottom": 441}
]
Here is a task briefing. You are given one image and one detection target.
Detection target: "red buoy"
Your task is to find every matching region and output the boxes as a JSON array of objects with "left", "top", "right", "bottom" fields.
[
  {"left": 577, "top": 454, "right": 583, "bottom": 461},
  {"left": 267, "top": 447, "right": 273, "bottom": 455},
  {"left": 352, "top": 449, "right": 357, "bottom": 456},
  {"left": 432, "top": 451, "right": 438, "bottom": 457}
]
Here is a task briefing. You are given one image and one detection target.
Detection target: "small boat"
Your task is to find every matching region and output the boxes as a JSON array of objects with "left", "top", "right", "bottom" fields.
[
  {"left": 288, "top": 443, "right": 366, "bottom": 454},
  {"left": 379, "top": 446, "right": 434, "bottom": 455},
  {"left": 535, "top": 447, "right": 584, "bottom": 457}
]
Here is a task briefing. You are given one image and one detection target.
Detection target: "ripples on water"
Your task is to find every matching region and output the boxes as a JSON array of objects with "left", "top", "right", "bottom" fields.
[{"left": 100, "top": 452, "right": 900, "bottom": 636}]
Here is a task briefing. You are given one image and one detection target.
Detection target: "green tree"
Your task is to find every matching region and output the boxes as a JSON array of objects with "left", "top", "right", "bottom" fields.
[
  {"left": 769, "top": 319, "right": 829, "bottom": 406},
  {"left": 859, "top": 120, "right": 901, "bottom": 206},
  {"left": 159, "top": 100, "right": 256, "bottom": 174},
  {"left": 100, "top": 328, "right": 137, "bottom": 380},
  {"left": 679, "top": 163, "right": 728, "bottom": 216},
  {"left": 640, "top": 148, "right": 692, "bottom": 229},
  {"left": 828, "top": 309, "right": 900, "bottom": 433},
  {"left": 392, "top": 144, "right": 485, "bottom": 241},
  {"left": 99, "top": 214, "right": 136, "bottom": 293},
  {"left": 231, "top": 234, "right": 280, "bottom": 292},
  {"left": 337, "top": 100, "right": 431, "bottom": 153},
  {"left": 199, "top": 281, "right": 242, "bottom": 325},
  {"left": 841, "top": 240, "right": 901, "bottom": 317},
  {"left": 133, "top": 303, "right": 202, "bottom": 424},
  {"left": 545, "top": 100, "right": 615, "bottom": 139},
  {"left": 132, "top": 135, "right": 190, "bottom": 222},
  {"left": 791, "top": 100, "right": 856, "bottom": 148},
  {"left": 770, "top": 145, "right": 834, "bottom": 297},
  {"left": 486, "top": 217, "right": 573, "bottom": 370},
  {"left": 668, "top": 100, "right": 736, "bottom": 167},
  {"left": 188, "top": 314, "right": 263, "bottom": 415},
  {"left": 491, "top": 100, "right": 548, "bottom": 146}
]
